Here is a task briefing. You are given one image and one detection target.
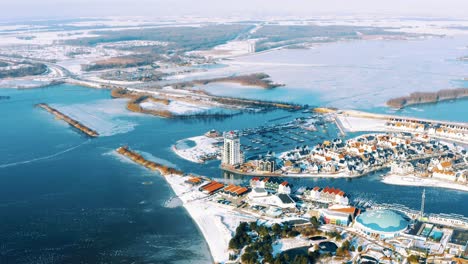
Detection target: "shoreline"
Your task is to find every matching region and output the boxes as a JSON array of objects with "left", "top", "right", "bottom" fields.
[
  {"left": 115, "top": 146, "right": 247, "bottom": 262},
  {"left": 163, "top": 174, "right": 255, "bottom": 263},
  {"left": 386, "top": 88, "right": 468, "bottom": 109},
  {"left": 382, "top": 174, "right": 468, "bottom": 192},
  {"left": 391, "top": 96, "right": 468, "bottom": 110}
]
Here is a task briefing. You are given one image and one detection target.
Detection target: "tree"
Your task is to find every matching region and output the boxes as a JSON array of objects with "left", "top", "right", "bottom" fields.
[
  {"left": 407, "top": 255, "right": 419, "bottom": 264},
  {"left": 263, "top": 252, "right": 274, "bottom": 263},
  {"left": 341, "top": 240, "right": 351, "bottom": 250},
  {"left": 250, "top": 221, "right": 258, "bottom": 232},
  {"left": 292, "top": 255, "right": 308, "bottom": 264},
  {"left": 273, "top": 258, "right": 282, "bottom": 264},
  {"left": 336, "top": 247, "right": 344, "bottom": 256},
  {"left": 272, "top": 223, "right": 282, "bottom": 236},
  {"left": 350, "top": 245, "right": 355, "bottom": 252},
  {"left": 310, "top": 216, "right": 320, "bottom": 228},
  {"left": 241, "top": 252, "right": 258, "bottom": 264},
  {"left": 229, "top": 238, "right": 240, "bottom": 249},
  {"left": 258, "top": 225, "right": 270, "bottom": 238},
  {"left": 357, "top": 245, "right": 363, "bottom": 252}
]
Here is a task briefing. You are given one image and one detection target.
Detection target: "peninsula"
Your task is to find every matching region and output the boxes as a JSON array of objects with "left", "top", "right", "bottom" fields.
[{"left": 386, "top": 88, "right": 468, "bottom": 109}]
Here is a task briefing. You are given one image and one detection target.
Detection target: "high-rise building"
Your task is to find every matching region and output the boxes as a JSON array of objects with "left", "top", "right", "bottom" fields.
[
  {"left": 420, "top": 189, "right": 426, "bottom": 219},
  {"left": 222, "top": 131, "right": 243, "bottom": 166}
]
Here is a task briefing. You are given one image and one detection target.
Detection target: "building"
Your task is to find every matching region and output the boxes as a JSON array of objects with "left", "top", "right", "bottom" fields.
[
  {"left": 390, "top": 161, "right": 414, "bottom": 175},
  {"left": 185, "top": 176, "right": 202, "bottom": 186},
  {"left": 221, "top": 184, "right": 249, "bottom": 197},
  {"left": 303, "top": 186, "right": 349, "bottom": 205},
  {"left": 432, "top": 168, "right": 457, "bottom": 181},
  {"left": 248, "top": 187, "right": 268, "bottom": 198},
  {"left": 200, "top": 181, "right": 224, "bottom": 195},
  {"left": 354, "top": 209, "right": 410, "bottom": 239},
  {"left": 275, "top": 194, "right": 296, "bottom": 209},
  {"left": 222, "top": 131, "right": 243, "bottom": 166},
  {"left": 278, "top": 181, "right": 292, "bottom": 195},
  {"left": 256, "top": 156, "right": 277, "bottom": 173},
  {"left": 320, "top": 207, "right": 357, "bottom": 226}
]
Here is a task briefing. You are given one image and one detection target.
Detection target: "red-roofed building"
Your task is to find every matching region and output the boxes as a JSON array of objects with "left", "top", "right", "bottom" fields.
[
  {"left": 200, "top": 181, "right": 224, "bottom": 194},
  {"left": 278, "top": 181, "right": 291, "bottom": 194},
  {"left": 222, "top": 184, "right": 250, "bottom": 197},
  {"left": 304, "top": 186, "right": 349, "bottom": 205},
  {"left": 250, "top": 177, "right": 261, "bottom": 188}
]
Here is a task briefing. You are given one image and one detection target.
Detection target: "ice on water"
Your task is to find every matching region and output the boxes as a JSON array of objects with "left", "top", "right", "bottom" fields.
[{"left": 52, "top": 98, "right": 138, "bottom": 136}]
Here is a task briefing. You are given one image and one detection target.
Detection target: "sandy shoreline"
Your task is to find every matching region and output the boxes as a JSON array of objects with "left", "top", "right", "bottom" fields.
[{"left": 382, "top": 174, "right": 468, "bottom": 192}]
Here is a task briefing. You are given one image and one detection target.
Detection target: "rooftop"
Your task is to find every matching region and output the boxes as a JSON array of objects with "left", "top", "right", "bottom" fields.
[{"left": 356, "top": 209, "right": 409, "bottom": 233}]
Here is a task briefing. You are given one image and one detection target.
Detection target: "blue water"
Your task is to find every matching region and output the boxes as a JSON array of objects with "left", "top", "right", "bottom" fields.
[
  {"left": 369, "top": 99, "right": 468, "bottom": 123},
  {"left": 0, "top": 84, "right": 467, "bottom": 263}
]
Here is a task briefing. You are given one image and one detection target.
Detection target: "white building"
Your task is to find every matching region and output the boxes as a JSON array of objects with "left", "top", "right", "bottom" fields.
[
  {"left": 278, "top": 182, "right": 292, "bottom": 195},
  {"left": 390, "top": 161, "right": 414, "bottom": 175},
  {"left": 222, "top": 131, "right": 243, "bottom": 166},
  {"left": 432, "top": 169, "right": 456, "bottom": 182}
]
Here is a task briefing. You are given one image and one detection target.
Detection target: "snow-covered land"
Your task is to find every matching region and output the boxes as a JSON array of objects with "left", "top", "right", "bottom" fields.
[
  {"left": 164, "top": 175, "right": 255, "bottom": 263},
  {"left": 336, "top": 115, "right": 388, "bottom": 132},
  {"left": 172, "top": 136, "right": 221, "bottom": 163},
  {"left": 382, "top": 174, "right": 468, "bottom": 192},
  {"left": 140, "top": 100, "right": 212, "bottom": 115}
]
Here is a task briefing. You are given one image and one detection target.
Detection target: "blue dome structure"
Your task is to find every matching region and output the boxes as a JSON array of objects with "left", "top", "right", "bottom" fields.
[{"left": 354, "top": 209, "right": 409, "bottom": 238}]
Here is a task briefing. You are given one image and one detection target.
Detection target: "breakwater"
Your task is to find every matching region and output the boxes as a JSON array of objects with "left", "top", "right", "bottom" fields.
[
  {"left": 116, "top": 146, "right": 183, "bottom": 176},
  {"left": 36, "top": 103, "right": 99, "bottom": 137}
]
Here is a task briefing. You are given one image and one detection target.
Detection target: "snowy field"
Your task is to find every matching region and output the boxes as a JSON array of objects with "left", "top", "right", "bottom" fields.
[
  {"left": 336, "top": 115, "right": 388, "bottom": 132},
  {"left": 172, "top": 136, "right": 221, "bottom": 163},
  {"left": 140, "top": 100, "right": 212, "bottom": 115},
  {"left": 164, "top": 175, "right": 255, "bottom": 263},
  {"left": 382, "top": 174, "right": 468, "bottom": 192}
]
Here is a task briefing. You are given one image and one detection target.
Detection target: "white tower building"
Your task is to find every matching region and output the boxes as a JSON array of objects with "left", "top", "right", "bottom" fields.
[
  {"left": 222, "top": 131, "right": 243, "bottom": 166},
  {"left": 420, "top": 189, "right": 426, "bottom": 219}
]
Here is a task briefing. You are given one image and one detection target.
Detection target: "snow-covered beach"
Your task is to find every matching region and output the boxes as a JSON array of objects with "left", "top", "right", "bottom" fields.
[
  {"left": 382, "top": 174, "right": 468, "bottom": 192},
  {"left": 172, "top": 135, "right": 221, "bottom": 163},
  {"left": 164, "top": 175, "right": 254, "bottom": 263}
]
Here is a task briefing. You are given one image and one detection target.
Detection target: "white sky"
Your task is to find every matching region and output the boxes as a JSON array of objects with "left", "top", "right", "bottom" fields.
[{"left": 2, "top": 0, "right": 468, "bottom": 21}]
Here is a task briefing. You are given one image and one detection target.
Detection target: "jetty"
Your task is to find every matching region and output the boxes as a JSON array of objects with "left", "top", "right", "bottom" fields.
[
  {"left": 116, "top": 146, "right": 183, "bottom": 176},
  {"left": 36, "top": 103, "right": 99, "bottom": 137}
]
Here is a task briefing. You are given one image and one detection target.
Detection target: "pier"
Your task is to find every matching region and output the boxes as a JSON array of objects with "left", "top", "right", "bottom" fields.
[
  {"left": 116, "top": 146, "right": 183, "bottom": 176},
  {"left": 36, "top": 103, "right": 99, "bottom": 137}
]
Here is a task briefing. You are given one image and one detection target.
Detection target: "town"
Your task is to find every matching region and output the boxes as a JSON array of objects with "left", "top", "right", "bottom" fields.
[
  {"left": 173, "top": 120, "right": 468, "bottom": 191},
  {"left": 163, "top": 168, "right": 468, "bottom": 263},
  {"left": 153, "top": 119, "right": 468, "bottom": 263}
]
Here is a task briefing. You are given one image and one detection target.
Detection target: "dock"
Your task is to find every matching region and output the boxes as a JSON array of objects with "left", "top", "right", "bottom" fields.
[{"left": 37, "top": 103, "right": 99, "bottom": 137}]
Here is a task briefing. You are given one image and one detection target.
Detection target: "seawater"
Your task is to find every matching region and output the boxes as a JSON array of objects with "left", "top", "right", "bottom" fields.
[
  {"left": 0, "top": 84, "right": 467, "bottom": 263},
  {"left": 369, "top": 99, "right": 468, "bottom": 123}
]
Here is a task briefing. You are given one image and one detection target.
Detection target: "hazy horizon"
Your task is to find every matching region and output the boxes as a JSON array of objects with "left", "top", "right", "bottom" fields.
[{"left": 2, "top": 0, "right": 468, "bottom": 22}]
